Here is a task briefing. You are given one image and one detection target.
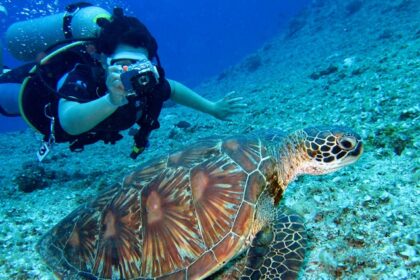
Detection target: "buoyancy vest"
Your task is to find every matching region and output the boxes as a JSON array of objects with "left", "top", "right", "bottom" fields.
[{"left": 18, "top": 41, "right": 170, "bottom": 158}]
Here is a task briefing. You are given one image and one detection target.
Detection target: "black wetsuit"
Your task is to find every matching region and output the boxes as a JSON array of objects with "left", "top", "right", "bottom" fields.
[
  {"left": 55, "top": 62, "right": 171, "bottom": 151},
  {"left": 1, "top": 44, "right": 171, "bottom": 154}
]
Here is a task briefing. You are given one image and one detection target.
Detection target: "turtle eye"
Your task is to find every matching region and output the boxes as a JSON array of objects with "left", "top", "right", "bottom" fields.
[{"left": 338, "top": 136, "right": 357, "bottom": 151}]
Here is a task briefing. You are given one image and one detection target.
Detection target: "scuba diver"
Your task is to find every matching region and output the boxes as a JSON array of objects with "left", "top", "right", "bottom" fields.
[{"left": 0, "top": 3, "right": 245, "bottom": 161}]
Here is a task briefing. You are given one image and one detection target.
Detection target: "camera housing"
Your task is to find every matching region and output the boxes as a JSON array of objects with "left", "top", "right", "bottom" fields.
[{"left": 120, "top": 59, "right": 160, "bottom": 98}]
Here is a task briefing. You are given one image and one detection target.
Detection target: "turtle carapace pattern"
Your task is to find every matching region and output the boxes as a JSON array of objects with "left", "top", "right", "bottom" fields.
[{"left": 37, "top": 126, "right": 363, "bottom": 280}]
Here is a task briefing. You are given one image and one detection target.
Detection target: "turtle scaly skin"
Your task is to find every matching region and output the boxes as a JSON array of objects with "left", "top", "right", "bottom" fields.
[{"left": 37, "top": 126, "right": 362, "bottom": 280}]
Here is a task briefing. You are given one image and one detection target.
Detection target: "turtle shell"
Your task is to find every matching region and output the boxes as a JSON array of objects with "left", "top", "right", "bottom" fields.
[{"left": 37, "top": 134, "right": 282, "bottom": 279}]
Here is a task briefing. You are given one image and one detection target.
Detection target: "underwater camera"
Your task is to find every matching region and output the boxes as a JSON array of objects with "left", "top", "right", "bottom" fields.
[{"left": 120, "top": 60, "right": 160, "bottom": 98}]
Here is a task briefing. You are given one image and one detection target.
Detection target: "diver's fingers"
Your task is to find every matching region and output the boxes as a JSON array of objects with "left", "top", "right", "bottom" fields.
[
  {"left": 109, "top": 72, "right": 120, "bottom": 80},
  {"left": 226, "top": 97, "right": 244, "bottom": 103},
  {"left": 106, "top": 72, "right": 124, "bottom": 91},
  {"left": 225, "top": 97, "right": 247, "bottom": 109},
  {"left": 223, "top": 91, "right": 236, "bottom": 99},
  {"left": 107, "top": 73, "right": 121, "bottom": 86},
  {"left": 108, "top": 65, "right": 122, "bottom": 73},
  {"left": 230, "top": 103, "right": 248, "bottom": 109}
]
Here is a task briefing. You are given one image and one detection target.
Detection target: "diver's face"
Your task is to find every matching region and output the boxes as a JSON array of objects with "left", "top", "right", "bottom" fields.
[{"left": 107, "top": 44, "right": 149, "bottom": 66}]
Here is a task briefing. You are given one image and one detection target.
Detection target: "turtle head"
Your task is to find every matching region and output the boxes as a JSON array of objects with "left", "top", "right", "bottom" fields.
[{"left": 300, "top": 126, "right": 363, "bottom": 174}]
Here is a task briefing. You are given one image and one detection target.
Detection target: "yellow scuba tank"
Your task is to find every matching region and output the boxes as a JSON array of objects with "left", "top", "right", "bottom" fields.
[{"left": 6, "top": 4, "right": 110, "bottom": 61}]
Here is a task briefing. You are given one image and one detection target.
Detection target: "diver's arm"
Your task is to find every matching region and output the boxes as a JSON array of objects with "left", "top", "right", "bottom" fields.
[
  {"left": 59, "top": 65, "right": 127, "bottom": 135},
  {"left": 58, "top": 94, "right": 118, "bottom": 135},
  {"left": 168, "top": 79, "right": 246, "bottom": 121},
  {"left": 168, "top": 79, "right": 215, "bottom": 115}
]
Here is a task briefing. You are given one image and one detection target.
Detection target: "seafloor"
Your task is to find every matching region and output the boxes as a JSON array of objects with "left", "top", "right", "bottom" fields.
[{"left": 0, "top": 0, "right": 418, "bottom": 279}]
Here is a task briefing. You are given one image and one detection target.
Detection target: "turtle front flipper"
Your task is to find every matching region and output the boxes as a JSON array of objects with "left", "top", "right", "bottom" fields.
[{"left": 241, "top": 209, "right": 307, "bottom": 280}]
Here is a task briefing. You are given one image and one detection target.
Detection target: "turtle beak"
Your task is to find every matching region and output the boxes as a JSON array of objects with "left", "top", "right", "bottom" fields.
[
  {"left": 330, "top": 138, "right": 363, "bottom": 171},
  {"left": 349, "top": 140, "right": 363, "bottom": 158},
  {"left": 340, "top": 136, "right": 363, "bottom": 164}
]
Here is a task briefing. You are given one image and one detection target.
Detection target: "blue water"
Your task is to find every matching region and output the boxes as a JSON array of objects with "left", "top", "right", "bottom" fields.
[{"left": 0, "top": 0, "right": 310, "bottom": 132}]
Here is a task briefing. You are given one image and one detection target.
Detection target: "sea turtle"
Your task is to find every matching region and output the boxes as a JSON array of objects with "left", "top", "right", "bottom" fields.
[{"left": 37, "top": 126, "right": 363, "bottom": 279}]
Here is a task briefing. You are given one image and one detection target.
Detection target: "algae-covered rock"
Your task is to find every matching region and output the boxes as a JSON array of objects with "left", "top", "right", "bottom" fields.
[
  {"left": 367, "top": 123, "right": 414, "bottom": 156},
  {"left": 13, "top": 162, "right": 72, "bottom": 193},
  {"left": 309, "top": 64, "right": 339, "bottom": 80},
  {"left": 13, "top": 163, "right": 49, "bottom": 193}
]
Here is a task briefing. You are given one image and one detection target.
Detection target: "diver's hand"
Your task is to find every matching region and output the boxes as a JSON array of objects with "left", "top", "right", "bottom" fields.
[
  {"left": 106, "top": 65, "right": 128, "bottom": 106},
  {"left": 212, "top": 91, "right": 247, "bottom": 121}
]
